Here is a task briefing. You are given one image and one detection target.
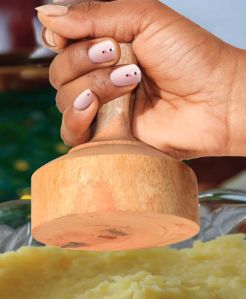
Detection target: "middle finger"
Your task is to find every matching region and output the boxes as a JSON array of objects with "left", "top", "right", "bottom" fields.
[
  {"left": 49, "top": 37, "right": 120, "bottom": 89},
  {"left": 56, "top": 64, "right": 142, "bottom": 112}
]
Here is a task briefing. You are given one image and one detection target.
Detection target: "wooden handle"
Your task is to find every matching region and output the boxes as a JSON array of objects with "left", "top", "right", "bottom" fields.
[
  {"left": 74, "top": 1, "right": 137, "bottom": 142},
  {"left": 91, "top": 43, "right": 137, "bottom": 142}
]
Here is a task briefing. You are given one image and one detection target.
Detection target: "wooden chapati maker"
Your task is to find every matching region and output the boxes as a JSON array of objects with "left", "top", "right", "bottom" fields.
[{"left": 31, "top": 1, "right": 200, "bottom": 251}]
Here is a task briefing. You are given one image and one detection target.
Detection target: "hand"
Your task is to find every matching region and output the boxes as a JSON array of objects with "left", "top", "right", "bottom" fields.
[{"left": 36, "top": 0, "right": 246, "bottom": 159}]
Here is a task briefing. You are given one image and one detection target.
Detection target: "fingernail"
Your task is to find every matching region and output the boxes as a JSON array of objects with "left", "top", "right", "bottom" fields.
[
  {"left": 110, "top": 64, "right": 141, "bottom": 87},
  {"left": 35, "top": 4, "right": 68, "bottom": 16},
  {"left": 42, "top": 28, "right": 56, "bottom": 47},
  {"left": 73, "top": 89, "right": 93, "bottom": 111},
  {"left": 88, "top": 40, "right": 116, "bottom": 64}
]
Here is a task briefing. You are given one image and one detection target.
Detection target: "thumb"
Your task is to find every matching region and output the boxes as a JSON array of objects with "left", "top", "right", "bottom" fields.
[
  {"left": 40, "top": 0, "right": 79, "bottom": 52},
  {"left": 35, "top": 0, "right": 161, "bottom": 42}
]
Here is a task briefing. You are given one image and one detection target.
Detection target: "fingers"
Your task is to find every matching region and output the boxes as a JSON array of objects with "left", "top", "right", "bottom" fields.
[
  {"left": 60, "top": 62, "right": 142, "bottom": 146},
  {"left": 61, "top": 90, "right": 98, "bottom": 146},
  {"left": 35, "top": 0, "right": 159, "bottom": 41},
  {"left": 51, "top": 0, "right": 101, "bottom": 146},
  {"left": 56, "top": 64, "right": 141, "bottom": 112},
  {"left": 49, "top": 38, "right": 120, "bottom": 89}
]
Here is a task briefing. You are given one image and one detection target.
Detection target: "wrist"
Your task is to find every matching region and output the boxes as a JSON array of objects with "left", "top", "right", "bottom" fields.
[{"left": 226, "top": 48, "right": 246, "bottom": 156}]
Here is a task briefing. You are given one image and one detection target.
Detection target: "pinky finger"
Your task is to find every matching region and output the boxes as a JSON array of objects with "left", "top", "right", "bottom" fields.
[{"left": 61, "top": 89, "right": 99, "bottom": 146}]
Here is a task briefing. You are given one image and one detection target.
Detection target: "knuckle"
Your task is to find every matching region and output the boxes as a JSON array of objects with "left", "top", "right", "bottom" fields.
[
  {"left": 87, "top": 71, "right": 109, "bottom": 96},
  {"left": 63, "top": 109, "right": 90, "bottom": 145},
  {"left": 60, "top": 124, "right": 90, "bottom": 147},
  {"left": 49, "top": 60, "right": 61, "bottom": 89},
  {"left": 134, "top": 0, "right": 160, "bottom": 29},
  {"left": 60, "top": 127, "right": 74, "bottom": 147},
  {"left": 55, "top": 88, "right": 67, "bottom": 113},
  {"left": 49, "top": 43, "right": 84, "bottom": 89},
  {"left": 64, "top": 113, "right": 79, "bottom": 134},
  {"left": 141, "top": 1, "right": 158, "bottom": 18},
  {"left": 65, "top": 44, "right": 81, "bottom": 73},
  {"left": 138, "top": 0, "right": 158, "bottom": 8},
  {"left": 78, "top": 1, "right": 102, "bottom": 15}
]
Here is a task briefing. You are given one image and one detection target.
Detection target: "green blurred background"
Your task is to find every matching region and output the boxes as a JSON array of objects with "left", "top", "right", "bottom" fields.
[{"left": 0, "top": 88, "right": 69, "bottom": 202}]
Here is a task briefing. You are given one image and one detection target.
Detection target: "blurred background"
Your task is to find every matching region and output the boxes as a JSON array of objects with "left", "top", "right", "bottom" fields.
[{"left": 0, "top": 0, "right": 246, "bottom": 203}]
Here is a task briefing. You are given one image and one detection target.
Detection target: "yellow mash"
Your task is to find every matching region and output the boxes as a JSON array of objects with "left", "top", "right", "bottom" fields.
[{"left": 0, "top": 234, "right": 245, "bottom": 299}]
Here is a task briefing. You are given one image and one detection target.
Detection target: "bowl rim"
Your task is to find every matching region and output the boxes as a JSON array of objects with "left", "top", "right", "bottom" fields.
[
  {"left": 199, "top": 188, "right": 246, "bottom": 202},
  {"left": 0, "top": 200, "right": 30, "bottom": 209}
]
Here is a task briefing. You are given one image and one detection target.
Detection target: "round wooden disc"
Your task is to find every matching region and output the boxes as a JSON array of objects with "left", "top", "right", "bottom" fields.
[
  {"left": 32, "top": 141, "right": 200, "bottom": 250},
  {"left": 32, "top": 211, "right": 199, "bottom": 251}
]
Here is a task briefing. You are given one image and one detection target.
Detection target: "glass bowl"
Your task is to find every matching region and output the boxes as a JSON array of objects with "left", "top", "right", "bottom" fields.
[
  {"left": 0, "top": 200, "right": 41, "bottom": 253},
  {"left": 0, "top": 189, "right": 245, "bottom": 252}
]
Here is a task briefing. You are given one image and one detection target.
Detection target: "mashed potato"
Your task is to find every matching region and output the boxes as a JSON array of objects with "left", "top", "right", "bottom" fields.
[{"left": 0, "top": 234, "right": 245, "bottom": 299}]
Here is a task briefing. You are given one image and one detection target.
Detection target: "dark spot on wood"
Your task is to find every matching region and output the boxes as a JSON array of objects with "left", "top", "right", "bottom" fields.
[
  {"left": 98, "top": 235, "right": 117, "bottom": 240},
  {"left": 106, "top": 228, "right": 128, "bottom": 237},
  {"left": 61, "top": 242, "right": 88, "bottom": 248},
  {"left": 97, "top": 228, "right": 128, "bottom": 240}
]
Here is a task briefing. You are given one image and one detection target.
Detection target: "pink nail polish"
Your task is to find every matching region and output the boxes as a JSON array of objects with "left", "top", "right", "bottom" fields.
[
  {"left": 110, "top": 64, "right": 141, "bottom": 87},
  {"left": 88, "top": 40, "right": 116, "bottom": 64},
  {"left": 35, "top": 4, "right": 68, "bottom": 16},
  {"left": 73, "top": 89, "right": 93, "bottom": 111}
]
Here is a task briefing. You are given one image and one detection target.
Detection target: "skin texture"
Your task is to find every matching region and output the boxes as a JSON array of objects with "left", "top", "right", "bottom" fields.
[{"left": 37, "top": 0, "right": 246, "bottom": 159}]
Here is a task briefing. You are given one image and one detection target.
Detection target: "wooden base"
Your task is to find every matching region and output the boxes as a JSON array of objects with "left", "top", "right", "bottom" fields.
[
  {"left": 32, "top": 211, "right": 199, "bottom": 251},
  {"left": 32, "top": 141, "right": 200, "bottom": 250}
]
